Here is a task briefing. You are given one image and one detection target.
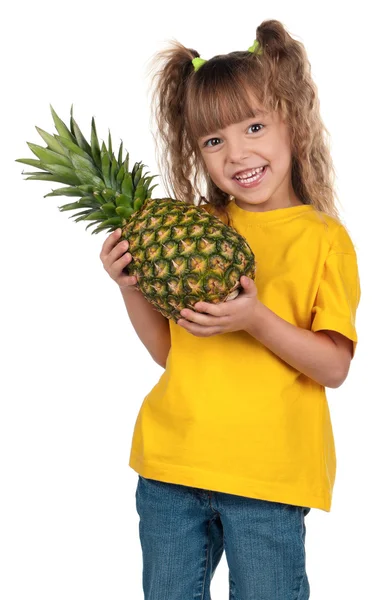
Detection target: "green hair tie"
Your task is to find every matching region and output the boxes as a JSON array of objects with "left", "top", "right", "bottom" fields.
[
  {"left": 248, "top": 39, "right": 263, "bottom": 55},
  {"left": 192, "top": 57, "right": 208, "bottom": 72},
  {"left": 192, "top": 39, "right": 263, "bottom": 72}
]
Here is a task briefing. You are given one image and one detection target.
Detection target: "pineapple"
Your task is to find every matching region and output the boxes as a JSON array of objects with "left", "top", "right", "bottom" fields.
[{"left": 16, "top": 106, "right": 256, "bottom": 322}]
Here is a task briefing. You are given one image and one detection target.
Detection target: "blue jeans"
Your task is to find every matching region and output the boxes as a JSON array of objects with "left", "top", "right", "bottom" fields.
[{"left": 135, "top": 475, "right": 311, "bottom": 599}]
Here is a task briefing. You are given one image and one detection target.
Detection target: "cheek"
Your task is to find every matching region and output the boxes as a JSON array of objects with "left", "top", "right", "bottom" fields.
[
  {"left": 269, "top": 146, "right": 291, "bottom": 172},
  {"left": 205, "top": 160, "right": 219, "bottom": 178},
  {"left": 207, "top": 167, "right": 225, "bottom": 188}
]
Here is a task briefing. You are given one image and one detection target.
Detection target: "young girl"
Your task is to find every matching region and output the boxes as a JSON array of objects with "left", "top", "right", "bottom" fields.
[{"left": 100, "top": 19, "right": 361, "bottom": 600}]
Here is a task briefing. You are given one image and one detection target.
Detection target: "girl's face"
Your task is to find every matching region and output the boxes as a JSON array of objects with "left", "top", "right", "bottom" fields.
[{"left": 198, "top": 104, "right": 303, "bottom": 212}]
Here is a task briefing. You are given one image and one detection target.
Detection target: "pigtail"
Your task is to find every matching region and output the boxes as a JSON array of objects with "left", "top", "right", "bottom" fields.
[
  {"left": 253, "top": 21, "right": 312, "bottom": 104},
  {"left": 251, "top": 20, "right": 340, "bottom": 219},
  {"left": 146, "top": 41, "right": 200, "bottom": 206}
]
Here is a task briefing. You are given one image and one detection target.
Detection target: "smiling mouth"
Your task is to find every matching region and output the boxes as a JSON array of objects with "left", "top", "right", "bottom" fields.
[
  {"left": 233, "top": 166, "right": 268, "bottom": 187},
  {"left": 233, "top": 165, "right": 267, "bottom": 181}
]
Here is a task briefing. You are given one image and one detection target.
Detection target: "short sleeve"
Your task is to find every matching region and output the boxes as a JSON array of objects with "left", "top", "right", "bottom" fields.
[{"left": 311, "top": 225, "right": 361, "bottom": 357}]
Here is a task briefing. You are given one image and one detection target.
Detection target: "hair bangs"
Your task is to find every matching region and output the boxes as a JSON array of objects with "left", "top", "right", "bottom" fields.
[{"left": 185, "top": 61, "right": 268, "bottom": 142}]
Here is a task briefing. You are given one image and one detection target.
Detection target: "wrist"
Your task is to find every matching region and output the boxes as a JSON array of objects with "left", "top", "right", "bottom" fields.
[
  {"left": 244, "top": 300, "right": 268, "bottom": 337},
  {"left": 119, "top": 284, "right": 139, "bottom": 295}
]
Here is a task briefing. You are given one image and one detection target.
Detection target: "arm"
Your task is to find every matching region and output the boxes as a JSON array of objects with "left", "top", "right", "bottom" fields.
[
  {"left": 245, "top": 301, "right": 353, "bottom": 388},
  {"left": 120, "top": 287, "right": 171, "bottom": 369},
  {"left": 178, "top": 278, "right": 352, "bottom": 388},
  {"left": 100, "top": 229, "right": 171, "bottom": 369}
]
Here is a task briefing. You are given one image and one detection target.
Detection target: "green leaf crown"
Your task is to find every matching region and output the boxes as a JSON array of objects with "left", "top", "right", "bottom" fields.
[{"left": 16, "top": 105, "right": 159, "bottom": 234}]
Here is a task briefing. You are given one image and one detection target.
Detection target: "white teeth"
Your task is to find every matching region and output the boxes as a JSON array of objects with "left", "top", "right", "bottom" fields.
[{"left": 235, "top": 166, "right": 265, "bottom": 180}]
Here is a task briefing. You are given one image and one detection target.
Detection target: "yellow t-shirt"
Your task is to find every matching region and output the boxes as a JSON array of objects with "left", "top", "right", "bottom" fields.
[{"left": 129, "top": 201, "right": 361, "bottom": 512}]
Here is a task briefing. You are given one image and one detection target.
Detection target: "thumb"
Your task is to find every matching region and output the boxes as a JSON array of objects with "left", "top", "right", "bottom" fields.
[{"left": 241, "top": 275, "right": 256, "bottom": 293}]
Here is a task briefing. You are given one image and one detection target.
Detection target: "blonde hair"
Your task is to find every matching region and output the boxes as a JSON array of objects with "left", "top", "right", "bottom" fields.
[{"left": 146, "top": 19, "right": 342, "bottom": 226}]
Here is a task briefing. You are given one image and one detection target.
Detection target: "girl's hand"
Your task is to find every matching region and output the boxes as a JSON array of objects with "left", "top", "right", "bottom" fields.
[
  {"left": 100, "top": 228, "right": 137, "bottom": 289},
  {"left": 177, "top": 276, "right": 260, "bottom": 336}
]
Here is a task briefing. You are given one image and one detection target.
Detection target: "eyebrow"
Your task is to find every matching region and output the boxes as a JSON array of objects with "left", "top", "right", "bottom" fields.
[{"left": 253, "top": 108, "right": 268, "bottom": 116}]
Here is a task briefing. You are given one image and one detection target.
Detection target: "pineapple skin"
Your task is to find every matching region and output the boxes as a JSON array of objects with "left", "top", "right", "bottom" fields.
[{"left": 121, "top": 198, "right": 256, "bottom": 322}]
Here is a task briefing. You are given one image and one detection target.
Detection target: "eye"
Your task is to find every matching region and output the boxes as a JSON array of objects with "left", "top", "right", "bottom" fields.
[
  {"left": 249, "top": 123, "right": 264, "bottom": 133},
  {"left": 203, "top": 137, "right": 220, "bottom": 148},
  {"left": 202, "top": 123, "right": 264, "bottom": 148}
]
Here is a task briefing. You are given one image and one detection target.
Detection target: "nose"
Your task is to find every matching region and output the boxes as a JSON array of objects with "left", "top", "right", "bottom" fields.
[{"left": 225, "top": 137, "right": 250, "bottom": 164}]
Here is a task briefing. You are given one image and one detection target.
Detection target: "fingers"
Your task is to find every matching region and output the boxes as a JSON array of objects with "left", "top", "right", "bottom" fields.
[
  {"left": 100, "top": 227, "right": 122, "bottom": 261},
  {"left": 177, "top": 319, "right": 221, "bottom": 337},
  {"left": 114, "top": 253, "right": 136, "bottom": 286},
  {"left": 180, "top": 308, "right": 221, "bottom": 325},
  {"left": 100, "top": 229, "right": 128, "bottom": 272},
  {"left": 193, "top": 301, "right": 227, "bottom": 317},
  {"left": 100, "top": 228, "right": 138, "bottom": 287}
]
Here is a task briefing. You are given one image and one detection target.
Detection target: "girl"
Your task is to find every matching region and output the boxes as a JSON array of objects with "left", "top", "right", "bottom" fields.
[{"left": 100, "top": 19, "right": 361, "bottom": 600}]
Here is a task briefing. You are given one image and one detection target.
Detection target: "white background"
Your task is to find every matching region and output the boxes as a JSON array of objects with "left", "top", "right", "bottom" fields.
[{"left": 1, "top": 0, "right": 390, "bottom": 598}]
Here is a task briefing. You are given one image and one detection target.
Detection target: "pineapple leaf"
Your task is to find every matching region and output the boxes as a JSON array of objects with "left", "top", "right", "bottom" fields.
[
  {"left": 121, "top": 173, "right": 133, "bottom": 198},
  {"left": 147, "top": 183, "right": 159, "bottom": 196},
  {"left": 103, "top": 217, "right": 124, "bottom": 226},
  {"left": 90, "top": 217, "right": 123, "bottom": 234},
  {"left": 108, "top": 131, "right": 112, "bottom": 156},
  {"left": 41, "top": 163, "right": 81, "bottom": 185},
  {"left": 50, "top": 105, "right": 76, "bottom": 142},
  {"left": 74, "top": 209, "right": 104, "bottom": 221},
  {"left": 72, "top": 210, "right": 99, "bottom": 222},
  {"left": 78, "top": 184, "right": 96, "bottom": 194},
  {"left": 131, "top": 161, "right": 142, "bottom": 178},
  {"left": 101, "top": 151, "right": 111, "bottom": 188},
  {"left": 133, "top": 165, "right": 144, "bottom": 187},
  {"left": 101, "top": 188, "right": 116, "bottom": 202},
  {"left": 92, "top": 192, "right": 106, "bottom": 205},
  {"left": 124, "top": 152, "right": 129, "bottom": 173},
  {"left": 54, "top": 134, "right": 92, "bottom": 160},
  {"left": 74, "top": 168, "right": 105, "bottom": 188},
  {"left": 26, "top": 143, "right": 73, "bottom": 168},
  {"left": 117, "top": 141, "right": 123, "bottom": 165},
  {"left": 35, "top": 127, "right": 69, "bottom": 156},
  {"left": 69, "top": 153, "right": 100, "bottom": 175},
  {"left": 134, "top": 198, "right": 143, "bottom": 212},
  {"left": 110, "top": 156, "right": 118, "bottom": 188},
  {"left": 24, "top": 172, "right": 80, "bottom": 186},
  {"left": 115, "top": 194, "right": 131, "bottom": 207},
  {"left": 81, "top": 194, "right": 101, "bottom": 204},
  {"left": 145, "top": 175, "right": 159, "bottom": 186},
  {"left": 115, "top": 206, "right": 133, "bottom": 219},
  {"left": 75, "top": 198, "right": 99, "bottom": 208},
  {"left": 22, "top": 170, "right": 51, "bottom": 176},
  {"left": 116, "top": 164, "right": 125, "bottom": 188},
  {"left": 134, "top": 182, "right": 147, "bottom": 203},
  {"left": 58, "top": 201, "right": 90, "bottom": 212},
  {"left": 16, "top": 158, "right": 45, "bottom": 169},
  {"left": 90, "top": 117, "right": 101, "bottom": 170},
  {"left": 101, "top": 202, "right": 117, "bottom": 217},
  {"left": 85, "top": 220, "right": 102, "bottom": 231},
  {"left": 70, "top": 115, "right": 92, "bottom": 157},
  {"left": 90, "top": 225, "right": 109, "bottom": 235},
  {"left": 44, "top": 187, "right": 87, "bottom": 198},
  {"left": 57, "top": 195, "right": 95, "bottom": 211}
]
